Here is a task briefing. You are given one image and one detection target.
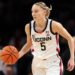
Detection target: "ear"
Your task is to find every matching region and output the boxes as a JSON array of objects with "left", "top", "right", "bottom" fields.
[
  {"left": 44, "top": 10, "right": 48, "bottom": 18},
  {"left": 44, "top": 10, "right": 47, "bottom": 14},
  {"left": 43, "top": 10, "right": 46, "bottom": 17}
]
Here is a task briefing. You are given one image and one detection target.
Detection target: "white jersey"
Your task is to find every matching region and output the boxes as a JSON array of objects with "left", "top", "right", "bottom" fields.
[{"left": 30, "top": 19, "right": 60, "bottom": 59}]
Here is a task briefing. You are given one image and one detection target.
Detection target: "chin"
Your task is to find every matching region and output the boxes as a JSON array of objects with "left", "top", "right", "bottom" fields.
[
  {"left": 33, "top": 19, "right": 36, "bottom": 21},
  {"left": 33, "top": 18, "right": 40, "bottom": 22}
]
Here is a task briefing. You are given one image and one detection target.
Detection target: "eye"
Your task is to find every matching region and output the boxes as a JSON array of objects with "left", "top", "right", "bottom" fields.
[
  {"left": 35, "top": 10, "right": 38, "bottom": 13},
  {"left": 31, "top": 10, "right": 38, "bottom": 13}
]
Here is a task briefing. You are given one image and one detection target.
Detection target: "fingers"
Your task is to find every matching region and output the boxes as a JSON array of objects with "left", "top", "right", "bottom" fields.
[
  {"left": 67, "top": 65, "right": 74, "bottom": 71},
  {"left": 67, "top": 62, "right": 74, "bottom": 71}
]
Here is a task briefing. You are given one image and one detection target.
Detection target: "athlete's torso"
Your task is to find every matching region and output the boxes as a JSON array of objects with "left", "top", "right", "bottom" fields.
[{"left": 30, "top": 19, "right": 60, "bottom": 59}]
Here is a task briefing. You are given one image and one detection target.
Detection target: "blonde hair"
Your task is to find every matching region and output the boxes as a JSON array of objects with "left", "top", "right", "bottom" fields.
[{"left": 34, "top": 2, "right": 52, "bottom": 18}]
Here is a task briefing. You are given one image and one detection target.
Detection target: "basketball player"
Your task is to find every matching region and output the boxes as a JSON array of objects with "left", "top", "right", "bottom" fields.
[{"left": 19, "top": 2, "right": 75, "bottom": 75}]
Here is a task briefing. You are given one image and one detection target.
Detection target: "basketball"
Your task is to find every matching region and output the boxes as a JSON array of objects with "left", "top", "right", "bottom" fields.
[{"left": 1, "top": 45, "right": 19, "bottom": 65}]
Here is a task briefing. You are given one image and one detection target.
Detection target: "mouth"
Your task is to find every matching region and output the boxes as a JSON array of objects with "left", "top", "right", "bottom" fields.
[{"left": 33, "top": 17, "right": 36, "bottom": 19}]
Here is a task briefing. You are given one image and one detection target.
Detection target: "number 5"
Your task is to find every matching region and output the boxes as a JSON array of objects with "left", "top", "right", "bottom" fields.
[{"left": 40, "top": 42, "right": 46, "bottom": 51}]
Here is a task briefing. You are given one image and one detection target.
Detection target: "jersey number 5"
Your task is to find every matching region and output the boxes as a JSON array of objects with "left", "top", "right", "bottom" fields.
[{"left": 40, "top": 42, "right": 46, "bottom": 51}]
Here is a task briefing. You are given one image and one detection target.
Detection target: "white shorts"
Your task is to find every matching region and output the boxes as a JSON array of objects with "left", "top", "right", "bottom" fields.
[{"left": 32, "top": 55, "right": 63, "bottom": 75}]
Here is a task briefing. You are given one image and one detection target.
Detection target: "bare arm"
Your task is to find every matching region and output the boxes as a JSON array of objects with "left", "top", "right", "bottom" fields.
[
  {"left": 52, "top": 21, "right": 74, "bottom": 71},
  {"left": 52, "top": 21, "right": 74, "bottom": 59},
  {"left": 19, "top": 24, "right": 32, "bottom": 59}
]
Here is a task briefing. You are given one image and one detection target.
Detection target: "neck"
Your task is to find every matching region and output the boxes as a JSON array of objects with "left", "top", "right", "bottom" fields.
[{"left": 35, "top": 18, "right": 47, "bottom": 27}]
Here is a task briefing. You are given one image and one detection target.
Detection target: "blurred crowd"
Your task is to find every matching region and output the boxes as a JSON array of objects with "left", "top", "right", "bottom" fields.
[{"left": 0, "top": 0, "right": 75, "bottom": 75}]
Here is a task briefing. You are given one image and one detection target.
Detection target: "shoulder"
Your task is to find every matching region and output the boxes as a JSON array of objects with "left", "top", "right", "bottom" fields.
[
  {"left": 25, "top": 20, "right": 34, "bottom": 29},
  {"left": 24, "top": 23, "right": 30, "bottom": 35},
  {"left": 48, "top": 19, "right": 63, "bottom": 27},
  {"left": 51, "top": 20, "right": 64, "bottom": 33},
  {"left": 52, "top": 20, "right": 62, "bottom": 27},
  {"left": 25, "top": 23, "right": 30, "bottom": 29},
  {"left": 25, "top": 23, "right": 29, "bottom": 31}
]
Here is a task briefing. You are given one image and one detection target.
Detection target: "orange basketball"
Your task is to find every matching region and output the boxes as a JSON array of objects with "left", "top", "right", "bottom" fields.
[{"left": 1, "top": 45, "right": 19, "bottom": 65}]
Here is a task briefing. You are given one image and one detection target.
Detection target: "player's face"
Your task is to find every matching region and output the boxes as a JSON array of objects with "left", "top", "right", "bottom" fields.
[{"left": 31, "top": 5, "right": 46, "bottom": 21}]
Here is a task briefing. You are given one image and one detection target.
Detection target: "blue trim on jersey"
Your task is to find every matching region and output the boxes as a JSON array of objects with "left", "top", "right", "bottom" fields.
[{"left": 33, "top": 19, "right": 48, "bottom": 33}]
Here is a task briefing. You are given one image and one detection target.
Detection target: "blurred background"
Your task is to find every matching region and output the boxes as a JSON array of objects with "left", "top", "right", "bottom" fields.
[{"left": 0, "top": 0, "right": 75, "bottom": 75}]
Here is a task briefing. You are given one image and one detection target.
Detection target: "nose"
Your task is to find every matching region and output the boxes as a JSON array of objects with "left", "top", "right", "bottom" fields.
[{"left": 32, "top": 12, "right": 35, "bottom": 17}]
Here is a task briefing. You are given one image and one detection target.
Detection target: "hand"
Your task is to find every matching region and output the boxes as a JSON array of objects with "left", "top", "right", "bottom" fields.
[{"left": 67, "top": 57, "right": 75, "bottom": 71}]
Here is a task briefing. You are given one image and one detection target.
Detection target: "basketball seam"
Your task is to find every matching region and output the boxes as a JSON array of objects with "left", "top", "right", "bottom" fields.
[
  {"left": 9, "top": 46, "right": 18, "bottom": 53},
  {"left": 2, "top": 54, "right": 12, "bottom": 64},
  {"left": 4, "top": 49, "right": 18, "bottom": 59}
]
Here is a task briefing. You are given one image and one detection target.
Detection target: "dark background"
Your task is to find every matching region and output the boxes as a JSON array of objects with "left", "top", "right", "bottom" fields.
[
  {"left": 0, "top": 0, "right": 75, "bottom": 46},
  {"left": 0, "top": 0, "right": 75, "bottom": 75}
]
